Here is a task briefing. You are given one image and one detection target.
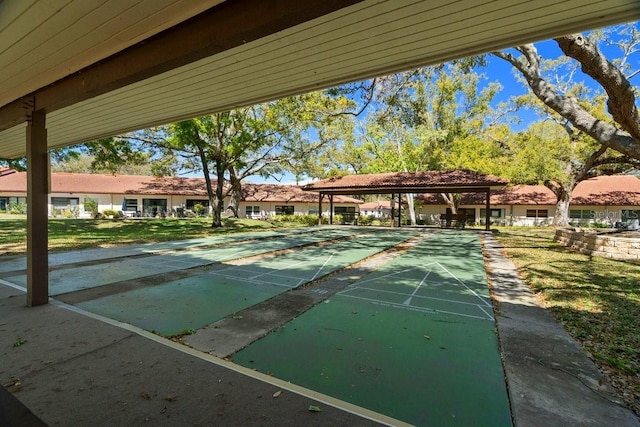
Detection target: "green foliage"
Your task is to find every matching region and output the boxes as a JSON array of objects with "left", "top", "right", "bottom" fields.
[
  {"left": 64, "top": 207, "right": 79, "bottom": 219},
  {"left": 8, "top": 202, "right": 26, "bottom": 215},
  {"left": 192, "top": 203, "right": 206, "bottom": 216},
  {"left": 357, "top": 215, "right": 375, "bottom": 226},
  {"left": 269, "top": 214, "right": 319, "bottom": 226},
  {"left": 102, "top": 209, "right": 119, "bottom": 218},
  {"left": 84, "top": 198, "right": 99, "bottom": 217},
  {"left": 325, "top": 63, "right": 500, "bottom": 178}
]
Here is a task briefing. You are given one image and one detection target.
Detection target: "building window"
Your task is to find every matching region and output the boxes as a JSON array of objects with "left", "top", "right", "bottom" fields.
[
  {"left": 479, "top": 208, "right": 503, "bottom": 218},
  {"left": 52, "top": 197, "right": 79, "bottom": 208},
  {"left": 335, "top": 206, "right": 356, "bottom": 223},
  {"left": 142, "top": 198, "right": 167, "bottom": 216},
  {"left": 275, "top": 205, "right": 294, "bottom": 215},
  {"left": 570, "top": 209, "right": 594, "bottom": 219},
  {"left": 526, "top": 209, "right": 548, "bottom": 218},
  {"left": 123, "top": 198, "right": 138, "bottom": 212},
  {"left": 245, "top": 205, "right": 260, "bottom": 217},
  {"left": 186, "top": 199, "right": 209, "bottom": 210},
  {"left": 51, "top": 197, "right": 79, "bottom": 217},
  {"left": 0, "top": 197, "right": 8, "bottom": 212}
]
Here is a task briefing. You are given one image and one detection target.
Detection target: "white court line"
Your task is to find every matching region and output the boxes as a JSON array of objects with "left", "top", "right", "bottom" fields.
[
  {"left": 0, "top": 278, "right": 25, "bottom": 291},
  {"left": 403, "top": 271, "right": 431, "bottom": 305},
  {"left": 478, "top": 305, "right": 495, "bottom": 321},
  {"left": 338, "top": 292, "right": 491, "bottom": 321},
  {"left": 205, "top": 271, "right": 298, "bottom": 289},
  {"left": 352, "top": 266, "right": 431, "bottom": 287},
  {"left": 210, "top": 265, "right": 311, "bottom": 284},
  {"left": 342, "top": 285, "right": 493, "bottom": 308},
  {"left": 248, "top": 259, "right": 309, "bottom": 280},
  {"left": 295, "top": 253, "right": 335, "bottom": 287},
  {"left": 435, "top": 262, "right": 492, "bottom": 308}
]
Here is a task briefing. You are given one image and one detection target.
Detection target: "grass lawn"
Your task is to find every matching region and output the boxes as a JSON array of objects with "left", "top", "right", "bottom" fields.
[
  {"left": 493, "top": 227, "right": 640, "bottom": 416},
  {"left": 0, "top": 215, "right": 301, "bottom": 255}
]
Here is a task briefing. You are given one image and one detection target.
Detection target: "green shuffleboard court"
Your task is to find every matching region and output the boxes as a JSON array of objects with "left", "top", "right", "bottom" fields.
[
  {"left": 3, "top": 227, "right": 363, "bottom": 295},
  {"left": 75, "top": 229, "right": 418, "bottom": 336},
  {"left": 232, "top": 232, "right": 512, "bottom": 426}
]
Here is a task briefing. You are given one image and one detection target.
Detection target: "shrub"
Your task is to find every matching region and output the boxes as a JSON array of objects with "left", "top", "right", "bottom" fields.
[
  {"left": 297, "top": 214, "right": 320, "bottom": 226},
  {"left": 64, "top": 207, "right": 79, "bottom": 219},
  {"left": 357, "top": 215, "right": 375, "bottom": 226},
  {"left": 193, "top": 203, "right": 206, "bottom": 216},
  {"left": 9, "top": 202, "right": 26, "bottom": 214},
  {"left": 102, "top": 209, "right": 119, "bottom": 218},
  {"left": 84, "top": 198, "right": 99, "bottom": 217}
]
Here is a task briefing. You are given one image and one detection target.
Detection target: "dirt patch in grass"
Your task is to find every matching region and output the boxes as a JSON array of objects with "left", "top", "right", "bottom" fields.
[{"left": 493, "top": 227, "right": 640, "bottom": 416}]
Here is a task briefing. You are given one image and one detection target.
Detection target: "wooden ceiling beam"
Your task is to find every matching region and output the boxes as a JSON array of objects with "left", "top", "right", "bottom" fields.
[{"left": 0, "top": 0, "right": 363, "bottom": 132}]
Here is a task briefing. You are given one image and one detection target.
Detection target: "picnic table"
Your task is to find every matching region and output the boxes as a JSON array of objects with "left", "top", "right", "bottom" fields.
[{"left": 440, "top": 213, "right": 467, "bottom": 228}]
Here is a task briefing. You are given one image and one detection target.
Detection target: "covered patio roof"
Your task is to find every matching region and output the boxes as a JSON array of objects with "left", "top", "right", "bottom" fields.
[{"left": 2, "top": 0, "right": 640, "bottom": 159}]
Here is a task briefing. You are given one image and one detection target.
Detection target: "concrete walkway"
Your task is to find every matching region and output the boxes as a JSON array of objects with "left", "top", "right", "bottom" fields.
[
  {"left": 1, "top": 232, "right": 638, "bottom": 426},
  {"left": 483, "top": 234, "right": 639, "bottom": 427}
]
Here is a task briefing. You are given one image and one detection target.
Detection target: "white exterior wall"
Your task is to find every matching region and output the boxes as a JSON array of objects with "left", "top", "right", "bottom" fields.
[
  {"left": 360, "top": 208, "right": 391, "bottom": 218},
  {"left": 12, "top": 193, "right": 360, "bottom": 219},
  {"left": 238, "top": 201, "right": 359, "bottom": 219}
]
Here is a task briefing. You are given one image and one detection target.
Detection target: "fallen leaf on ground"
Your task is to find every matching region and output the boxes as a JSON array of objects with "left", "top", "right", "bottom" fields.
[
  {"left": 308, "top": 405, "right": 321, "bottom": 412},
  {"left": 273, "top": 390, "right": 282, "bottom": 398}
]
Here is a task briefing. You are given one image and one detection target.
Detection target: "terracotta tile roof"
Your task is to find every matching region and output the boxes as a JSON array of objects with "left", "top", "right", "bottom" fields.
[
  {"left": 242, "top": 183, "right": 362, "bottom": 204},
  {"left": 0, "top": 172, "right": 362, "bottom": 203},
  {"left": 417, "top": 175, "right": 640, "bottom": 206},
  {"left": 2, "top": 172, "right": 636, "bottom": 206},
  {"left": 359, "top": 201, "right": 393, "bottom": 210},
  {"left": 571, "top": 175, "right": 640, "bottom": 205},
  {"left": 302, "top": 170, "right": 508, "bottom": 193}
]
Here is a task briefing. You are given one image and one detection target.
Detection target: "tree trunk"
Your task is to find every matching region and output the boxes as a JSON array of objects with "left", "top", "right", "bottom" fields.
[
  {"left": 440, "top": 192, "right": 459, "bottom": 214},
  {"left": 211, "top": 159, "right": 226, "bottom": 228},
  {"left": 197, "top": 145, "right": 219, "bottom": 226},
  {"left": 552, "top": 188, "right": 571, "bottom": 227},
  {"left": 405, "top": 193, "right": 417, "bottom": 226},
  {"left": 226, "top": 167, "right": 242, "bottom": 218}
]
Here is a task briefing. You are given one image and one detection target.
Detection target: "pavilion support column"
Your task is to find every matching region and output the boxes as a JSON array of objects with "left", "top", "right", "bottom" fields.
[
  {"left": 329, "top": 195, "right": 334, "bottom": 225},
  {"left": 390, "top": 193, "right": 395, "bottom": 228},
  {"left": 485, "top": 188, "right": 491, "bottom": 232},
  {"left": 26, "top": 110, "right": 49, "bottom": 307},
  {"left": 318, "top": 193, "right": 324, "bottom": 225},
  {"left": 397, "top": 193, "right": 402, "bottom": 228}
]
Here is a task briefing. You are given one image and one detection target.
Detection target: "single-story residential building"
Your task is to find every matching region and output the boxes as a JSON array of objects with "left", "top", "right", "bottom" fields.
[
  {"left": 413, "top": 175, "right": 640, "bottom": 226},
  {"left": 359, "top": 200, "right": 393, "bottom": 218},
  {"left": 0, "top": 171, "right": 362, "bottom": 219}
]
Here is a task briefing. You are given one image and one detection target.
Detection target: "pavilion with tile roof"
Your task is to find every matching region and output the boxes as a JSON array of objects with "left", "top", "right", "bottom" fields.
[{"left": 302, "top": 170, "right": 508, "bottom": 230}]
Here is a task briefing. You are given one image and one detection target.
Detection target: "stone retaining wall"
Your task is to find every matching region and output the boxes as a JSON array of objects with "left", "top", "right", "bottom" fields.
[{"left": 554, "top": 229, "right": 640, "bottom": 260}]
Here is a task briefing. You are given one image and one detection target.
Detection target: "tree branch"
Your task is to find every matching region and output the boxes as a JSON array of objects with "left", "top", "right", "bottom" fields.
[
  {"left": 492, "top": 45, "right": 640, "bottom": 159},
  {"left": 555, "top": 34, "right": 640, "bottom": 143}
]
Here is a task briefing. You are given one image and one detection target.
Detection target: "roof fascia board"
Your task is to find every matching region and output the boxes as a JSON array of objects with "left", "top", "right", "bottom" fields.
[
  {"left": 0, "top": 0, "right": 363, "bottom": 132},
  {"left": 313, "top": 186, "right": 499, "bottom": 195}
]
